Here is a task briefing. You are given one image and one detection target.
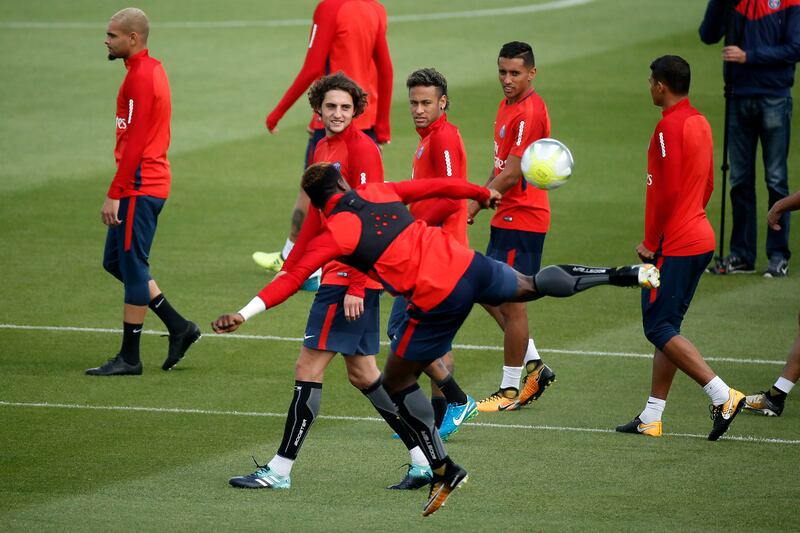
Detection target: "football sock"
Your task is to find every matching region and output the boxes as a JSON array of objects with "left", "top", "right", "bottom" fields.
[
  {"left": 361, "top": 378, "right": 417, "bottom": 450},
  {"left": 148, "top": 293, "right": 188, "bottom": 334},
  {"left": 268, "top": 454, "right": 294, "bottom": 477},
  {"left": 639, "top": 396, "right": 666, "bottom": 424},
  {"left": 281, "top": 238, "right": 295, "bottom": 261},
  {"left": 533, "top": 265, "right": 642, "bottom": 298},
  {"left": 410, "top": 446, "right": 429, "bottom": 467},
  {"left": 120, "top": 322, "right": 142, "bottom": 365},
  {"left": 702, "top": 376, "right": 731, "bottom": 406},
  {"left": 277, "top": 380, "right": 321, "bottom": 460},
  {"left": 436, "top": 375, "right": 468, "bottom": 405},
  {"left": 432, "top": 396, "right": 447, "bottom": 428},
  {"left": 775, "top": 377, "right": 795, "bottom": 396},
  {"left": 523, "top": 338, "right": 541, "bottom": 365},
  {"left": 391, "top": 383, "right": 447, "bottom": 470},
  {"left": 501, "top": 366, "right": 523, "bottom": 391}
]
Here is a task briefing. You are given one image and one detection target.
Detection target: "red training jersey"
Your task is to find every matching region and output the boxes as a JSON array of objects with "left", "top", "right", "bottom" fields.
[
  {"left": 409, "top": 113, "right": 469, "bottom": 246},
  {"left": 644, "top": 98, "right": 715, "bottom": 256},
  {"left": 259, "top": 180, "right": 491, "bottom": 312},
  {"left": 283, "top": 124, "right": 384, "bottom": 296},
  {"left": 109, "top": 49, "right": 171, "bottom": 200},
  {"left": 266, "top": 0, "right": 393, "bottom": 142},
  {"left": 491, "top": 89, "right": 551, "bottom": 232}
]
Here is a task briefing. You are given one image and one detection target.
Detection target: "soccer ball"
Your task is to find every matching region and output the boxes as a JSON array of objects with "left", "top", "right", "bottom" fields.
[{"left": 520, "top": 138, "right": 574, "bottom": 190}]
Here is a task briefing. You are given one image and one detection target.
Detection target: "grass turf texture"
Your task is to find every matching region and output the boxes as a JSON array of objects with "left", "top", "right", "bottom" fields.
[{"left": 1, "top": 0, "right": 799, "bottom": 530}]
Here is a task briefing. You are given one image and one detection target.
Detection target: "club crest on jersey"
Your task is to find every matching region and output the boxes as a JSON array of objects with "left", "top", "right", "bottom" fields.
[
  {"left": 416, "top": 146, "right": 425, "bottom": 159},
  {"left": 768, "top": 0, "right": 780, "bottom": 9},
  {"left": 499, "top": 125, "right": 506, "bottom": 139}
]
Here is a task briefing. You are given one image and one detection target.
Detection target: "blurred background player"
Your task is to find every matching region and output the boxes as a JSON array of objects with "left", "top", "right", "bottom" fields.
[
  {"left": 386, "top": 68, "right": 477, "bottom": 440},
  {"left": 745, "top": 189, "right": 800, "bottom": 415},
  {"left": 229, "top": 74, "right": 431, "bottom": 491},
  {"left": 87, "top": 8, "right": 200, "bottom": 376},
  {"left": 616, "top": 55, "right": 745, "bottom": 441},
  {"left": 467, "top": 41, "right": 556, "bottom": 412},
  {"left": 212, "top": 161, "right": 659, "bottom": 515},
  {"left": 252, "top": 0, "right": 393, "bottom": 290},
  {"left": 699, "top": 0, "right": 799, "bottom": 277}
]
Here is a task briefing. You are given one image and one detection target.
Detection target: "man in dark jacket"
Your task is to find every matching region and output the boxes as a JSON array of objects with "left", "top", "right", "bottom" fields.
[{"left": 700, "top": 0, "right": 800, "bottom": 277}]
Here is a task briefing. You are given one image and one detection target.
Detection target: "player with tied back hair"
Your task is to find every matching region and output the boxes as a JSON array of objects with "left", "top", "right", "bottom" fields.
[
  {"left": 86, "top": 7, "right": 200, "bottom": 376},
  {"left": 227, "top": 72, "right": 433, "bottom": 492},
  {"left": 467, "top": 41, "right": 557, "bottom": 413},
  {"left": 213, "top": 162, "right": 660, "bottom": 515},
  {"left": 616, "top": 55, "right": 746, "bottom": 441}
]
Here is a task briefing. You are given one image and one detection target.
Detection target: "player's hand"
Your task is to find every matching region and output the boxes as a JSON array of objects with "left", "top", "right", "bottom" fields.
[
  {"left": 466, "top": 199, "right": 481, "bottom": 225},
  {"left": 767, "top": 202, "right": 784, "bottom": 230},
  {"left": 722, "top": 46, "right": 747, "bottom": 64},
  {"left": 212, "top": 313, "right": 245, "bottom": 333},
  {"left": 482, "top": 188, "right": 502, "bottom": 209},
  {"left": 101, "top": 197, "right": 121, "bottom": 226},
  {"left": 343, "top": 294, "right": 364, "bottom": 321},
  {"left": 635, "top": 243, "right": 655, "bottom": 262}
]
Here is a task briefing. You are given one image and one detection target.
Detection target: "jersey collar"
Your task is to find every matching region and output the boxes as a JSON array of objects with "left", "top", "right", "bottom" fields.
[
  {"left": 662, "top": 97, "right": 690, "bottom": 117},
  {"left": 124, "top": 48, "right": 149, "bottom": 69},
  {"left": 416, "top": 113, "right": 448, "bottom": 139},
  {"left": 505, "top": 88, "right": 536, "bottom": 106}
]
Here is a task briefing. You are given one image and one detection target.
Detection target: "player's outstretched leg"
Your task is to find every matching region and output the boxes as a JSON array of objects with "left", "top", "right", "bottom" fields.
[{"left": 524, "top": 264, "right": 660, "bottom": 299}]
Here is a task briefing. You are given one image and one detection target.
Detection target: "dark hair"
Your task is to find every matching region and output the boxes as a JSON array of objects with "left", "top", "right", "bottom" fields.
[
  {"left": 650, "top": 55, "right": 690, "bottom": 95},
  {"left": 406, "top": 68, "right": 450, "bottom": 110},
  {"left": 308, "top": 72, "right": 368, "bottom": 117},
  {"left": 302, "top": 162, "right": 342, "bottom": 209},
  {"left": 498, "top": 41, "right": 535, "bottom": 68}
]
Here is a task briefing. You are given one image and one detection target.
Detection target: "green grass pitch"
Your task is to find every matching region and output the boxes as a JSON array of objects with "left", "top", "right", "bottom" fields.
[{"left": 1, "top": 0, "right": 799, "bottom": 530}]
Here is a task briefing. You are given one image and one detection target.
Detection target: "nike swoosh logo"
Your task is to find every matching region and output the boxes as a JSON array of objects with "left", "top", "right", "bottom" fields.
[
  {"left": 304, "top": 334, "right": 314, "bottom": 340},
  {"left": 132, "top": 328, "right": 142, "bottom": 333},
  {"left": 452, "top": 407, "right": 468, "bottom": 425},
  {"left": 498, "top": 401, "right": 518, "bottom": 411}
]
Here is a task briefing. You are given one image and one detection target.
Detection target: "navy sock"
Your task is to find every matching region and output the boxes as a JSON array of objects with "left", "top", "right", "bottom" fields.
[
  {"left": 436, "top": 375, "right": 468, "bottom": 405},
  {"left": 432, "top": 396, "right": 447, "bottom": 428},
  {"left": 120, "top": 322, "right": 142, "bottom": 365},
  {"left": 149, "top": 293, "right": 188, "bottom": 334}
]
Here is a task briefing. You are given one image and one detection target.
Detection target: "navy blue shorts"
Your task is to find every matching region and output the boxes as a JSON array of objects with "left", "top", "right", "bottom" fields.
[
  {"left": 102, "top": 196, "right": 165, "bottom": 305},
  {"left": 486, "top": 227, "right": 545, "bottom": 276},
  {"left": 390, "top": 253, "right": 518, "bottom": 362},
  {"left": 641, "top": 252, "right": 713, "bottom": 350},
  {"left": 303, "top": 285, "right": 381, "bottom": 356}
]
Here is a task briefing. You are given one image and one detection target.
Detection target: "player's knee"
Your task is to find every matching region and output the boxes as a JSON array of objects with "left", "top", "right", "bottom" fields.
[
  {"left": 643, "top": 322, "right": 676, "bottom": 350},
  {"left": 123, "top": 280, "right": 150, "bottom": 306}
]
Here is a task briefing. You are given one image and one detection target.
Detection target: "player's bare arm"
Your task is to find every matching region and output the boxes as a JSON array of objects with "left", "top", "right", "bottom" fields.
[{"left": 768, "top": 190, "right": 800, "bottom": 231}]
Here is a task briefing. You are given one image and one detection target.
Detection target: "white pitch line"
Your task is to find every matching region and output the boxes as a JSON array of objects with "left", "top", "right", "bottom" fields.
[
  {"left": 2, "top": 400, "right": 797, "bottom": 445},
  {"left": 0, "top": 0, "right": 593, "bottom": 30},
  {"left": 0, "top": 323, "right": 786, "bottom": 366}
]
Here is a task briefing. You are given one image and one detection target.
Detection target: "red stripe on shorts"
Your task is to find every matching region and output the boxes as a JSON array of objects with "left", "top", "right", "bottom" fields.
[
  {"left": 318, "top": 303, "right": 338, "bottom": 351},
  {"left": 506, "top": 249, "right": 517, "bottom": 266},
  {"left": 124, "top": 196, "right": 137, "bottom": 252},
  {"left": 395, "top": 318, "right": 419, "bottom": 358},
  {"left": 649, "top": 257, "right": 664, "bottom": 304}
]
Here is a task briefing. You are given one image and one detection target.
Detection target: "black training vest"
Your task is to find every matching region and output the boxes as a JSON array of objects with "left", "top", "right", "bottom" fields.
[{"left": 328, "top": 190, "right": 414, "bottom": 273}]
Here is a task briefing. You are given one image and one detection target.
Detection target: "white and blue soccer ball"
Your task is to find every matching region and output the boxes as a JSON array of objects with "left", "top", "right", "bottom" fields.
[{"left": 520, "top": 138, "right": 574, "bottom": 190}]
